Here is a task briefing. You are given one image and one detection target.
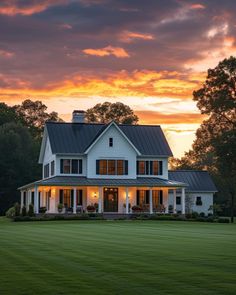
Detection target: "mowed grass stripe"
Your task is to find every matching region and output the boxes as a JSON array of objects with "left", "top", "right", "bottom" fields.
[{"left": 0, "top": 219, "right": 236, "bottom": 295}]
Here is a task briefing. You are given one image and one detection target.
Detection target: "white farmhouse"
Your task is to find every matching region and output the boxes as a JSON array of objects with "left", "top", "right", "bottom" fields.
[{"left": 19, "top": 110, "right": 217, "bottom": 215}]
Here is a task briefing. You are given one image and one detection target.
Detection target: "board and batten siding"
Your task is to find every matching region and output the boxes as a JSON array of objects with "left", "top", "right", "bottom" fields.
[{"left": 87, "top": 124, "right": 138, "bottom": 179}]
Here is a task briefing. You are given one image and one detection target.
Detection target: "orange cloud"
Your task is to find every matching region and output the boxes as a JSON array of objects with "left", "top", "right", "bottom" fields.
[
  {"left": 0, "top": 70, "right": 205, "bottom": 102},
  {"left": 190, "top": 4, "right": 205, "bottom": 10},
  {"left": 83, "top": 46, "right": 130, "bottom": 58},
  {"left": 135, "top": 110, "right": 205, "bottom": 125},
  {"left": 0, "top": 0, "right": 67, "bottom": 16},
  {"left": 119, "top": 31, "right": 154, "bottom": 43}
]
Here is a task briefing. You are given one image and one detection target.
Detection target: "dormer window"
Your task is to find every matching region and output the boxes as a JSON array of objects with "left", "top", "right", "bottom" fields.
[{"left": 109, "top": 137, "right": 113, "bottom": 147}]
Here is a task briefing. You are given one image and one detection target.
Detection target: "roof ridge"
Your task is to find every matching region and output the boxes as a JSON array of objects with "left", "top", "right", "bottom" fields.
[{"left": 46, "top": 121, "right": 161, "bottom": 127}]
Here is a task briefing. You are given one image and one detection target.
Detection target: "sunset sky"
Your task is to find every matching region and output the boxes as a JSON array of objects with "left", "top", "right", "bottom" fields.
[{"left": 1, "top": 0, "right": 236, "bottom": 157}]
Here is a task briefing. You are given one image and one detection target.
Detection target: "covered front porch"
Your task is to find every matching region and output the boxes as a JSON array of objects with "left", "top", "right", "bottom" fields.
[{"left": 19, "top": 176, "right": 187, "bottom": 215}]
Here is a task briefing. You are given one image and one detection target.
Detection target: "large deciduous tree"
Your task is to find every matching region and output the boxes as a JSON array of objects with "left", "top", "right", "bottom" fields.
[
  {"left": 86, "top": 102, "right": 139, "bottom": 124},
  {"left": 14, "top": 99, "right": 62, "bottom": 137},
  {"left": 171, "top": 56, "right": 236, "bottom": 221}
]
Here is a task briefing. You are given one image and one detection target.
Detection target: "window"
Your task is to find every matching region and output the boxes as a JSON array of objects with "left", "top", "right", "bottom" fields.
[
  {"left": 99, "top": 160, "right": 107, "bottom": 175},
  {"left": 61, "top": 159, "right": 70, "bottom": 174},
  {"left": 109, "top": 137, "right": 113, "bottom": 147},
  {"left": 108, "top": 160, "right": 116, "bottom": 175},
  {"left": 76, "top": 190, "right": 83, "bottom": 206},
  {"left": 138, "top": 161, "right": 145, "bottom": 175},
  {"left": 137, "top": 160, "right": 163, "bottom": 175},
  {"left": 72, "top": 159, "right": 78, "bottom": 174},
  {"left": 153, "top": 161, "right": 159, "bottom": 175},
  {"left": 60, "top": 159, "right": 83, "bottom": 174},
  {"left": 196, "top": 196, "right": 202, "bottom": 206},
  {"left": 96, "top": 160, "right": 128, "bottom": 175},
  {"left": 59, "top": 189, "right": 73, "bottom": 208},
  {"left": 176, "top": 196, "right": 181, "bottom": 205},
  {"left": 137, "top": 190, "right": 150, "bottom": 205},
  {"left": 51, "top": 161, "right": 55, "bottom": 176},
  {"left": 44, "top": 163, "right": 49, "bottom": 178}
]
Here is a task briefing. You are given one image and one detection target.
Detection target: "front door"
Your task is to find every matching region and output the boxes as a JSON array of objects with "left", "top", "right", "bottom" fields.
[{"left": 103, "top": 188, "right": 118, "bottom": 212}]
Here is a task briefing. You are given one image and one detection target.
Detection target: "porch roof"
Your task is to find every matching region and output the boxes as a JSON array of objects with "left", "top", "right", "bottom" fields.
[{"left": 18, "top": 176, "right": 187, "bottom": 190}]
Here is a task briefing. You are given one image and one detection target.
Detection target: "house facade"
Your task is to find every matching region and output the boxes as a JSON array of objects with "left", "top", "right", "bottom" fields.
[{"left": 19, "top": 110, "right": 217, "bottom": 215}]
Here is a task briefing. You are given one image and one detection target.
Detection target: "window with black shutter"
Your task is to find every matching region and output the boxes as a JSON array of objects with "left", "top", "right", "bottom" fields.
[
  {"left": 51, "top": 161, "right": 55, "bottom": 176},
  {"left": 125, "top": 160, "right": 128, "bottom": 175},
  {"left": 72, "top": 159, "right": 78, "bottom": 174},
  {"left": 109, "top": 137, "right": 113, "bottom": 147},
  {"left": 145, "top": 190, "right": 150, "bottom": 204},
  {"left": 159, "top": 161, "right": 163, "bottom": 175},
  {"left": 136, "top": 190, "right": 140, "bottom": 205}
]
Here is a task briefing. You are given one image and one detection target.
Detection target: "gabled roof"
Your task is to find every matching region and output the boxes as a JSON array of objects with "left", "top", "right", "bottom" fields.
[
  {"left": 18, "top": 176, "right": 186, "bottom": 190},
  {"left": 45, "top": 122, "right": 173, "bottom": 156},
  {"left": 168, "top": 170, "right": 217, "bottom": 193},
  {"left": 85, "top": 121, "right": 141, "bottom": 155}
]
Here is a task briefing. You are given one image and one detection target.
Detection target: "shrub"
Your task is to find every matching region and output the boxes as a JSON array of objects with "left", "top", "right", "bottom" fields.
[
  {"left": 218, "top": 217, "right": 230, "bottom": 223},
  {"left": 21, "top": 205, "right": 27, "bottom": 216},
  {"left": 192, "top": 211, "right": 199, "bottom": 219},
  {"left": 196, "top": 217, "right": 206, "bottom": 222},
  {"left": 6, "top": 207, "right": 15, "bottom": 218},
  {"left": 39, "top": 207, "right": 47, "bottom": 214},
  {"left": 185, "top": 213, "right": 192, "bottom": 219},
  {"left": 28, "top": 203, "right": 35, "bottom": 217},
  {"left": 199, "top": 212, "right": 205, "bottom": 218},
  {"left": 14, "top": 202, "right": 21, "bottom": 216},
  {"left": 206, "top": 216, "right": 214, "bottom": 222}
]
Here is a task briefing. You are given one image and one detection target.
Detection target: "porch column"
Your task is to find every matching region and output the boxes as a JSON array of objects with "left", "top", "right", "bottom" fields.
[
  {"left": 181, "top": 187, "right": 186, "bottom": 214},
  {"left": 27, "top": 190, "right": 31, "bottom": 209},
  {"left": 34, "top": 186, "right": 39, "bottom": 214},
  {"left": 173, "top": 189, "right": 177, "bottom": 213},
  {"left": 98, "top": 187, "right": 103, "bottom": 213},
  {"left": 20, "top": 191, "right": 24, "bottom": 209},
  {"left": 149, "top": 188, "right": 153, "bottom": 214},
  {"left": 126, "top": 187, "right": 129, "bottom": 214},
  {"left": 73, "top": 187, "right": 77, "bottom": 214}
]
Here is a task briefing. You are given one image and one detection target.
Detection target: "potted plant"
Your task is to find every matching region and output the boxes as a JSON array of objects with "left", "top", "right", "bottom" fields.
[
  {"left": 131, "top": 205, "right": 143, "bottom": 213},
  {"left": 57, "top": 203, "right": 64, "bottom": 213},
  {"left": 87, "top": 204, "right": 96, "bottom": 213},
  {"left": 94, "top": 203, "right": 98, "bottom": 212},
  {"left": 39, "top": 207, "right": 47, "bottom": 214}
]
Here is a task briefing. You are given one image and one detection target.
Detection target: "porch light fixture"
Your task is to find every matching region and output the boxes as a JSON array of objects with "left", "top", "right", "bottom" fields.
[{"left": 94, "top": 192, "right": 97, "bottom": 198}]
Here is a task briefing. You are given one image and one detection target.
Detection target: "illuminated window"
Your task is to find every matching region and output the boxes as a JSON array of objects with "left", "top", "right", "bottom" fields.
[
  {"left": 108, "top": 160, "right": 116, "bottom": 175},
  {"left": 99, "top": 160, "right": 107, "bottom": 175},
  {"left": 117, "top": 160, "right": 124, "bottom": 175},
  {"left": 138, "top": 161, "right": 145, "bottom": 175},
  {"left": 153, "top": 161, "right": 159, "bottom": 175}
]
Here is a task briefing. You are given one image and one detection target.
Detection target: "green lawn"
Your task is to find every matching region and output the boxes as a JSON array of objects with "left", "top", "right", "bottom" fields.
[{"left": 0, "top": 218, "right": 236, "bottom": 295}]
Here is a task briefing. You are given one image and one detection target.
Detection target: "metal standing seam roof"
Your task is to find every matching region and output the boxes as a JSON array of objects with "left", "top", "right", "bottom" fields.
[
  {"left": 45, "top": 122, "right": 173, "bottom": 156},
  {"left": 168, "top": 170, "right": 217, "bottom": 192},
  {"left": 18, "top": 176, "right": 187, "bottom": 190}
]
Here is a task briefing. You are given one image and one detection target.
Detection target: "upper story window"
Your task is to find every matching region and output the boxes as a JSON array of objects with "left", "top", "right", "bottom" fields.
[
  {"left": 44, "top": 163, "right": 49, "bottom": 178},
  {"left": 137, "top": 160, "right": 163, "bottom": 175},
  {"left": 60, "top": 159, "right": 83, "bottom": 174},
  {"left": 96, "top": 159, "right": 128, "bottom": 175},
  {"left": 109, "top": 137, "right": 113, "bottom": 147},
  {"left": 51, "top": 160, "right": 55, "bottom": 176},
  {"left": 176, "top": 196, "right": 181, "bottom": 205}
]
